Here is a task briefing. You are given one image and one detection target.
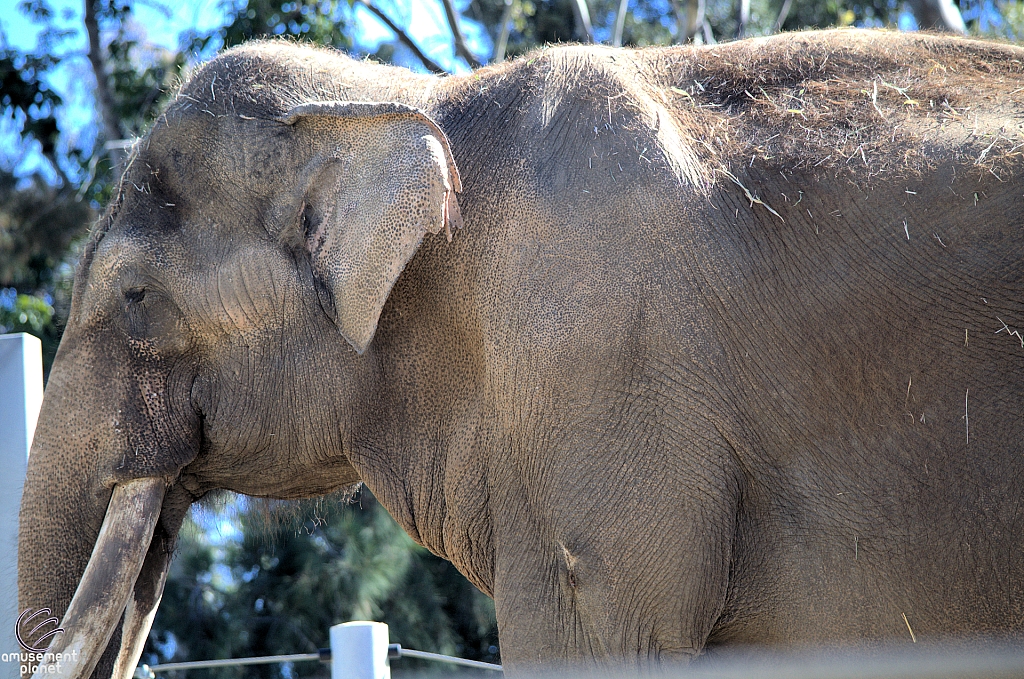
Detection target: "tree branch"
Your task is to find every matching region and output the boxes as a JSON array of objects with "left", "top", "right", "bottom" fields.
[
  {"left": 44, "top": 152, "right": 73, "bottom": 192},
  {"left": 570, "top": 0, "right": 595, "bottom": 42},
  {"left": 84, "top": 0, "right": 124, "bottom": 162},
  {"left": 612, "top": 0, "right": 629, "bottom": 46},
  {"left": 702, "top": 20, "right": 716, "bottom": 43},
  {"left": 494, "top": 0, "right": 514, "bottom": 63},
  {"left": 670, "top": 0, "right": 685, "bottom": 43},
  {"left": 906, "top": 0, "right": 966, "bottom": 32},
  {"left": 736, "top": 0, "right": 749, "bottom": 37},
  {"left": 689, "top": 0, "right": 706, "bottom": 42},
  {"left": 672, "top": 0, "right": 703, "bottom": 42},
  {"left": 773, "top": 0, "right": 793, "bottom": 32},
  {"left": 441, "top": 0, "right": 482, "bottom": 68},
  {"left": 356, "top": 1, "right": 449, "bottom": 74}
]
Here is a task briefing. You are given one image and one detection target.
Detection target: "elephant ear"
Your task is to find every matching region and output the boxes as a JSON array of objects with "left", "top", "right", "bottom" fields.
[{"left": 281, "top": 101, "right": 463, "bottom": 354}]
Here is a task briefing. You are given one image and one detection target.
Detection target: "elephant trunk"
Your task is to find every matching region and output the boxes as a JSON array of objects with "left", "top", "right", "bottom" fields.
[{"left": 18, "top": 330, "right": 197, "bottom": 679}]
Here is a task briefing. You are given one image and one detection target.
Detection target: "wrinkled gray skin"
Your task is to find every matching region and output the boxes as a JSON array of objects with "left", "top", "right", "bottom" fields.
[{"left": 17, "top": 28, "right": 1024, "bottom": 678}]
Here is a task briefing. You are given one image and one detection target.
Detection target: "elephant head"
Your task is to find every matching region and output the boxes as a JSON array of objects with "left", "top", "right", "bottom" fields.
[{"left": 18, "top": 43, "right": 462, "bottom": 679}]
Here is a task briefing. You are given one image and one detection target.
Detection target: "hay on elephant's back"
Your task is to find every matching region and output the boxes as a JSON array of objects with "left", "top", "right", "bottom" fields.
[{"left": 651, "top": 30, "right": 1024, "bottom": 178}]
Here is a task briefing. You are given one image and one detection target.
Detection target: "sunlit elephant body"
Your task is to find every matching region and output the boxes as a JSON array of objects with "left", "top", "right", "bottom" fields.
[{"left": 18, "top": 29, "right": 1024, "bottom": 678}]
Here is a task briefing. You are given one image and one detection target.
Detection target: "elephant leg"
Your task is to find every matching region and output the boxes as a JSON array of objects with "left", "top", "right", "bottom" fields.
[{"left": 491, "top": 438, "right": 740, "bottom": 671}]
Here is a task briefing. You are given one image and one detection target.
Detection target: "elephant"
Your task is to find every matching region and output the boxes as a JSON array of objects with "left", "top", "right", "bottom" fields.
[{"left": 16, "top": 27, "right": 1024, "bottom": 679}]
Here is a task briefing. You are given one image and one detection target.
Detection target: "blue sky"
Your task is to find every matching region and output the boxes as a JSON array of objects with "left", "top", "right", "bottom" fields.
[
  {"left": 0, "top": 0, "right": 489, "bottom": 181},
  {"left": 0, "top": 0, "right": 489, "bottom": 69}
]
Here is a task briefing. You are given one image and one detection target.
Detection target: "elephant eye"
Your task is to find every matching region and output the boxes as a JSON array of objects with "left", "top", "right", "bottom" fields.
[
  {"left": 125, "top": 288, "right": 146, "bottom": 305},
  {"left": 300, "top": 202, "right": 322, "bottom": 244},
  {"left": 299, "top": 200, "right": 323, "bottom": 248}
]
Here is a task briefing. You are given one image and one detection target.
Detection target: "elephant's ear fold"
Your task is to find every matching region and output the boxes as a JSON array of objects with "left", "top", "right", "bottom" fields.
[{"left": 281, "top": 101, "right": 463, "bottom": 354}]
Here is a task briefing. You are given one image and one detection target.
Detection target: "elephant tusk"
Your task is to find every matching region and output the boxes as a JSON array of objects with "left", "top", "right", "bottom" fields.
[
  {"left": 31, "top": 478, "right": 165, "bottom": 679},
  {"left": 110, "top": 548, "right": 171, "bottom": 679}
]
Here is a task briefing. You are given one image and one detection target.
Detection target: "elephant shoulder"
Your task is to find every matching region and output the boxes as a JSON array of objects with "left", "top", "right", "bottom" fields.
[{"left": 438, "top": 45, "right": 717, "bottom": 198}]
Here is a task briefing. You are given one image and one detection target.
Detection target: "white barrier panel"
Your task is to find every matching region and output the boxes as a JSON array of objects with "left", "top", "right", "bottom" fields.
[
  {"left": 330, "top": 621, "right": 391, "bottom": 679},
  {"left": 0, "top": 333, "right": 43, "bottom": 679}
]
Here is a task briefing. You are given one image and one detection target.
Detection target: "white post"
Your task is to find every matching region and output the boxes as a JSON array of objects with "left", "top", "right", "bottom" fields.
[
  {"left": 0, "top": 333, "right": 43, "bottom": 675},
  {"left": 329, "top": 622, "right": 391, "bottom": 679}
]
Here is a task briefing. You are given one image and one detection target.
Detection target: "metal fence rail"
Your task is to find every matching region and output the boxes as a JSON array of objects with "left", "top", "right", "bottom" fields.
[
  {"left": 144, "top": 652, "right": 323, "bottom": 674},
  {"left": 136, "top": 622, "right": 502, "bottom": 678},
  {"left": 391, "top": 646, "right": 503, "bottom": 671}
]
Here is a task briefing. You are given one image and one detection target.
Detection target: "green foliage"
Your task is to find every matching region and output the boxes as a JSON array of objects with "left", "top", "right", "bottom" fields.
[
  {"left": 0, "top": 49, "right": 62, "bottom": 159},
  {"left": 777, "top": 0, "right": 899, "bottom": 31},
  {"left": 0, "top": 288, "right": 52, "bottom": 334},
  {"left": 970, "top": 0, "right": 1024, "bottom": 38},
  {"left": 611, "top": 1, "right": 679, "bottom": 45},
  {"left": 0, "top": 288, "right": 61, "bottom": 369},
  {"left": 190, "top": 0, "right": 354, "bottom": 53},
  {"left": 0, "top": 169, "right": 86, "bottom": 368},
  {"left": 471, "top": 0, "right": 599, "bottom": 58},
  {"left": 107, "top": 32, "right": 187, "bottom": 139},
  {"left": 470, "top": 0, "right": 908, "bottom": 55},
  {"left": 0, "top": 170, "right": 89, "bottom": 291},
  {"left": 146, "top": 490, "right": 499, "bottom": 678}
]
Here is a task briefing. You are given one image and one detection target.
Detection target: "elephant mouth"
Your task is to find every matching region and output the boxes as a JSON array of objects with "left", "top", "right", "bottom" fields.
[{"left": 28, "top": 478, "right": 167, "bottom": 679}]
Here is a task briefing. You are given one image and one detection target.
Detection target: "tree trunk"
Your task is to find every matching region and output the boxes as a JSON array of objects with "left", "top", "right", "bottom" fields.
[
  {"left": 441, "top": 0, "right": 482, "bottom": 68},
  {"left": 357, "top": 0, "right": 448, "bottom": 73},
  {"left": 737, "top": 0, "right": 750, "bottom": 38},
  {"left": 570, "top": 0, "right": 595, "bottom": 42},
  {"left": 494, "top": 0, "right": 514, "bottom": 62},
  {"left": 612, "top": 0, "right": 629, "bottom": 46},
  {"left": 774, "top": 0, "right": 794, "bottom": 32},
  {"left": 907, "top": 0, "right": 967, "bottom": 32},
  {"left": 84, "top": 0, "right": 125, "bottom": 167},
  {"left": 671, "top": 0, "right": 686, "bottom": 42},
  {"left": 670, "top": 0, "right": 704, "bottom": 42}
]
